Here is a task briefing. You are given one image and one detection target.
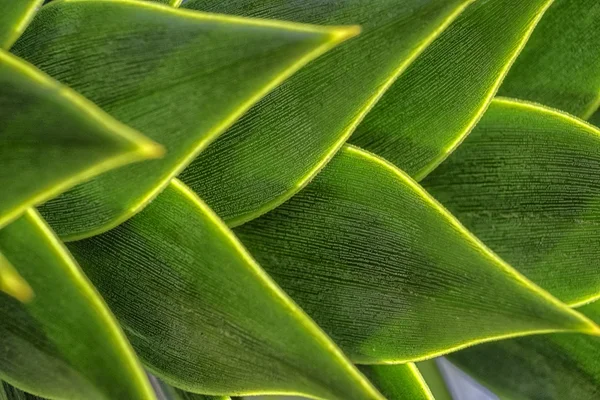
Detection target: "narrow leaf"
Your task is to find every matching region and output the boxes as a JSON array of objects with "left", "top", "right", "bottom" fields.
[
  {"left": 234, "top": 145, "right": 599, "bottom": 363},
  {"left": 349, "top": 0, "right": 553, "bottom": 179},
  {"left": 0, "top": 50, "right": 162, "bottom": 230},
  {"left": 417, "top": 360, "right": 454, "bottom": 400},
  {"left": 498, "top": 0, "right": 600, "bottom": 118},
  {"left": 1, "top": 382, "right": 42, "bottom": 400},
  {"left": 178, "top": 0, "right": 474, "bottom": 226},
  {"left": 422, "top": 98, "right": 600, "bottom": 306},
  {"left": 67, "top": 180, "right": 385, "bottom": 400},
  {"left": 0, "top": 252, "right": 32, "bottom": 303},
  {"left": 12, "top": 0, "right": 356, "bottom": 240},
  {"left": 0, "top": 210, "right": 155, "bottom": 400},
  {"left": 358, "top": 364, "right": 433, "bottom": 400},
  {"left": 448, "top": 300, "right": 600, "bottom": 400},
  {"left": 0, "top": 0, "right": 42, "bottom": 49}
]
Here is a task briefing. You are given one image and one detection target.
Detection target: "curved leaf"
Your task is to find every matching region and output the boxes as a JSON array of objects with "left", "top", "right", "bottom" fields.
[
  {"left": 417, "top": 360, "right": 453, "bottom": 400},
  {"left": 154, "top": 378, "right": 229, "bottom": 400},
  {"left": 1, "top": 381, "right": 43, "bottom": 400},
  {"left": 449, "top": 300, "right": 600, "bottom": 400},
  {"left": 233, "top": 145, "right": 599, "bottom": 363},
  {"left": 0, "top": 210, "right": 155, "bottom": 400},
  {"left": 178, "top": 0, "right": 474, "bottom": 226},
  {"left": 0, "top": 0, "right": 42, "bottom": 49},
  {"left": 349, "top": 0, "right": 553, "bottom": 179},
  {"left": 358, "top": 364, "right": 433, "bottom": 400},
  {"left": 12, "top": 0, "right": 356, "bottom": 240},
  {"left": 0, "top": 50, "right": 162, "bottom": 230},
  {"left": 498, "top": 0, "right": 600, "bottom": 118},
  {"left": 422, "top": 98, "right": 600, "bottom": 306},
  {"left": 67, "top": 180, "right": 385, "bottom": 400},
  {"left": 0, "top": 252, "right": 32, "bottom": 303}
]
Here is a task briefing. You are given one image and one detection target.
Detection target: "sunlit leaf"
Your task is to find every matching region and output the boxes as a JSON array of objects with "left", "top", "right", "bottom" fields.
[
  {"left": 178, "top": 0, "right": 474, "bottom": 226},
  {"left": 0, "top": 0, "right": 42, "bottom": 49},
  {"left": 0, "top": 252, "right": 32, "bottom": 303},
  {"left": 349, "top": 0, "right": 553, "bottom": 179},
  {"left": 0, "top": 49, "right": 162, "bottom": 230},
  {"left": 358, "top": 364, "right": 433, "bottom": 400},
  {"left": 0, "top": 210, "right": 155, "bottom": 400},
  {"left": 422, "top": 97, "right": 600, "bottom": 306},
  {"left": 417, "top": 360, "right": 453, "bottom": 400},
  {"left": 449, "top": 300, "right": 600, "bottom": 400},
  {"left": 67, "top": 180, "right": 385, "bottom": 400},
  {"left": 498, "top": 0, "right": 600, "bottom": 118},
  {"left": 12, "top": 0, "right": 356, "bottom": 240},
  {"left": 233, "top": 145, "right": 599, "bottom": 363}
]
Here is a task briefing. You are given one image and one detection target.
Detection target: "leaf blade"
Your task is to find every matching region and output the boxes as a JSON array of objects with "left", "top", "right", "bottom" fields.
[{"left": 0, "top": 0, "right": 43, "bottom": 49}]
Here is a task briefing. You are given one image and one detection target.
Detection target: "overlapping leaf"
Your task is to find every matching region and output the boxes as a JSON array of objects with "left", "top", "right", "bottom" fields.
[
  {"left": 155, "top": 379, "right": 229, "bottom": 400},
  {"left": 0, "top": 210, "right": 155, "bottom": 400},
  {"left": 0, "top": 50, "right": 162, "bottom": 230},
  {"left": 498, "top": 0, "right": 600, "bottom": 118},
  {"left": 1, "top": 381, "right": 44, "bottom": 400},
  {"left": 358, "top": 364, "right": 433, "bottom": 400},
  {"left": 417, "top": 361, "right": 453, "bottom": 400},
  {"left": 422, "top": 98, "right": 600, "bottom": 306},
  {"left": 449, "top": 300, "right": 600, "bottom": 400},
  {"left": 0, "top": 252, "right": 31, "bottom": 303},
  {"left": 349, "top": 0, "right": 553, "bottom": 179},
  {"left": 234, "top": 145, "right": 599, "bottom": 363},
  {"left": 12, "top": 0, "right": 356, "bottom": 240},
  {"left": 0, "top": 0, "right": 42, "bottom": 49},
  {"left": 178, "top": 0, "right": 474, "bottom": 226},
  {"left": 67, "top": 180, "right": 385, "bottom": 400}
]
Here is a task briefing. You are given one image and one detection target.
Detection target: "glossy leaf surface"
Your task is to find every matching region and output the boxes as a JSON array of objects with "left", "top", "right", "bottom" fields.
[
  {"left": 0, "top": 210, "right": 154, "bottom": 400},
  {"left": 349, "top": 0, "right": 553, "bottom": 179},
  {"left": 449, "top": 300, "right": 600, "bottom": 400},
  {"left": 12, "top": 0, "right": 355, "bottom": 240},
  {"left": 358, "top": 364, "right": 433, "bottom": 400},
  {"left": 234, "top": 145, "right": 598, "bottom": 363},
  {"left": 67, "top": 180, "right": 384, "bottom": 400},
  {"left": 0, "top": 0, "right": 42, "bottom": 49},
  {"left": 0, "top": 50, "right": 161, "bottom": 230},
  {"left": 423, "top": 98, "right": 600, "bottom": 306},
  {"left": 179, "top": 0, "right": 474, "bottom": 226},
  {"left": 499, "top": 0, "right": 600, "bottom": 118}
]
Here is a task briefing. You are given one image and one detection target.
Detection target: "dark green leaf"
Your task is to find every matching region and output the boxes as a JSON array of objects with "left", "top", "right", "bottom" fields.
[
  {"left": 234, "top": 145, "right": 599, "bottom": 363},
  {"left": 349, "top": 0, "right": 553, "bottom": 179},
  {"left": 0, "top": 0, "right": 42, "bottom": 49},
  {"left": 0, "top": 50, "right": 162, "bottom": 230},
  {"left": 0, "top": 210, "right": 155, "bottom": 400},
  {"left": 67, "top": 180, "right": 385, "bottom": 400},
  {"left": 178, "top": 0, "right": 474, "bottom": 226},
  {"left": 422, "top": 98, "right": 600, "bottom": 306},
  {"left": 13, "top": 0, "right": 356, "bottom": 240},
  {"left": 498, "top": 0, "right": 600, "bottom": 118}
]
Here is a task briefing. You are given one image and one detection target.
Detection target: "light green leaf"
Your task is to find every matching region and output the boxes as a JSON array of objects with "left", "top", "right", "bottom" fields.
[
  {"left": 12, "top": 0, "right": 356, "bottom": 241},
  {"left": 154, "top": 378, "right": 229, "bottom": 400},
  {"left": 145, "top": 0, "right": 182, "bottom": 6},
  {"left": 0, "top": 210, "right": 155, "bottom": 400},
  {"left": 67, "top": 179, "right": 385, "bottom": 400},
  {"left": 417, "top": 360, "right": 453, "bottom": 400},
  {"left": 358, "top": 364, "right": 433, "bottom": 400},
  {"left": 0, "top": 0, "right": 42, "bottom": 49},
  {"left": 498, "top": 0, "right": 600, "bottom": 118},
  {"left": 233, "top": 145, "right": 599, "bottom": 363},
  {"left": 178, "top": 0, "right": 474, "bottom": 226},
  {"left": 0, "top": 252, "right": 32, "bottom": 303},
  {"left": 0, "top": 49, "right": 162, "bottom": 230},
  {"left": 422, "top": 97, "right": 600, "bottom": 306},
  {"left": 448, "top": 300, "right": 600, "bottom": 400},
  {"left": 349, "top": 0, "right": 553, "bottom": 179}
]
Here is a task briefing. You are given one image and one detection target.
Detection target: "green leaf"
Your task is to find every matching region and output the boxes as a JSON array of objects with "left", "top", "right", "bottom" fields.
[
  {"left": 1, "top": 381, "right": 43, "bottom": 400},
  {"left": 12, "top": 0, "right": 356, "bottom": 241},
  {"left": 154, "top": 378, "right": 229, "bottom": 400},
  {"left": 498, "top": 0, "right": 600, "bottom": 118},
  {"left": 0, "top": 0, "right": 42, "bottom": 49},
  {"left": 178, "top": 0, "right": 474, "bottom": 226},
  {"left": 0, "top": 210, "right": 155, "bottom": 400},
  {"left": 448, "top": 300, "right": 600, "bottom": 400},
  {"left": 358, "top": 364, "right": 433, "bottom": 400},
  {"left": 67, "top": 179, "right": 385, "bottom": 400},
  {"left": 422, "top": 97, "right": 600, "bottom": 306},
  {"left": 349, "top": 0, "right": 553, "bottom": 179},
  {"left": 0, "top": 49, "right": 162, "bottom": 230},
  {"left": 145, "top": 0, "right": 182, "bottom": 6},
  {"left": 233, "top": 145, "right": 599, "bottom": 363},
  {"left": 0, "top": 251, "right": 32, "bottom": 303},
  {"left": 416, "top": 360, "right": 453, "bottom": 400}
]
